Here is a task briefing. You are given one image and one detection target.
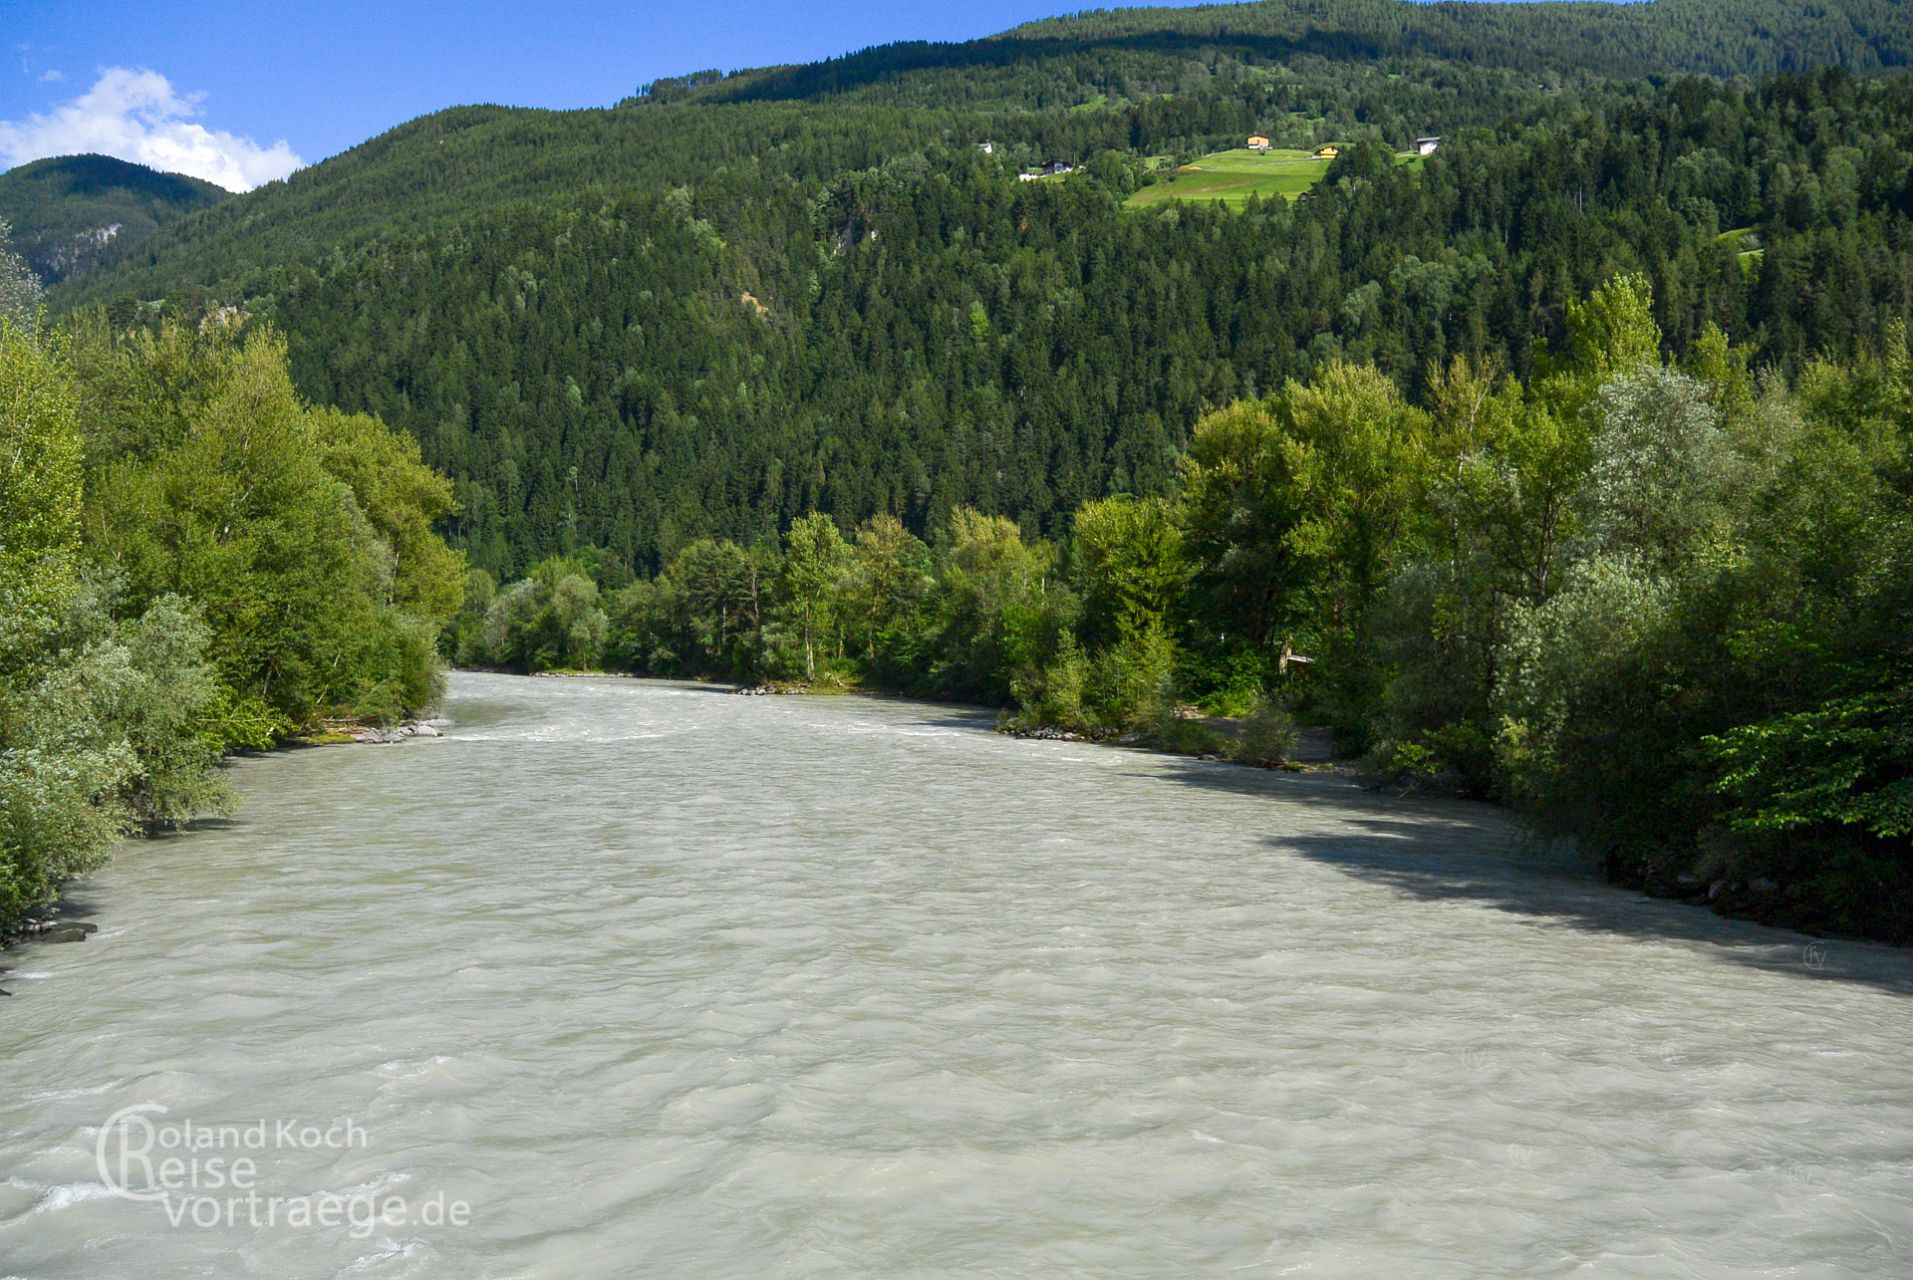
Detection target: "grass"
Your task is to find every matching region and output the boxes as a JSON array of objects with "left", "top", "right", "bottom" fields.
[
  {"left": 296, "top": 730, "right": 359, "bottom": 746},
  {"left": 1125, "top": 146, "right": 1419, "bottom": 210},
  {"left": 1719, "top": 226, "right": 1766, "bottom": 271}
]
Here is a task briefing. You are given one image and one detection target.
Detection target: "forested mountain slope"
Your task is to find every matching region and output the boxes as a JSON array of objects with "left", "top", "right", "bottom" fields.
[
  {"left": 682, "top": 0, "right": 1913, "bottom": 106},
  {"left": 0, "top": 155, "right": 228, "bottom": 286},
  {"left": 39, "top": 0, "right": 1913, "bottom": 578}
]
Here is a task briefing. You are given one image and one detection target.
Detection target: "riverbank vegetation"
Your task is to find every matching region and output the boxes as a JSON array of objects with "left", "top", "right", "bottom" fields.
[
  {"left": 0, "top": 250, "right": 463, "bottom": 925},
  {"left": 465, "top": 276, "right": 1910, "bottom": 942},
  {"left": 13, "top": 4, "right": 1913, "bottom": 943}
]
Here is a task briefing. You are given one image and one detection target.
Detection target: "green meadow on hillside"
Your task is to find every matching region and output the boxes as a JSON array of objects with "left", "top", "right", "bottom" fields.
[
  {"left": 1126, "top": 146, "right": 1419, "bottom": 207},
  {"left": 1719, "top": 225, "right": 1766, "bottom": 270}
]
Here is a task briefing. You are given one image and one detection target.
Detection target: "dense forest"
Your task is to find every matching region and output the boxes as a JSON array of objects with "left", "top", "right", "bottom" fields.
[
  {"left": 45, "top": 34, "right": 1913, "bottom": 583},
  {"left": 6, "top": 0, "right": 1911, "bottom": 939},
  {"left": 683, "top": 0, "right": 1913, "bottom": 107}
]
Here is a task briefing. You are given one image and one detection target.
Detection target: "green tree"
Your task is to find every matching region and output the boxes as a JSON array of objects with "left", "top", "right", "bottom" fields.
[
  {"left": 931, "top": 508, "right": 1067, "bottom": 703},
  {"left": 1278, "top": 360, "right": 1437, "bottom": 737},
  {"left": 780, "top": 512, "right": 850, "bottom": 680},
  {"left": 0, "top": 320, "right": 81, "bottom": 665},
  {"left": 842, "top": 514, "right": 932, "bottom": 663},
  {"left": 83, "top": 329, "right": 382, "bottom": 722},
  {"left": 75, "top": 320, "right": 460, "bottom": 727},
  {"left": 1580, "top": 367, "right": 1739, "bottom": 571},
  {"left": 309, "top": 408, "right": 467, "bottom": 622},
  {"left": 0, "top": 325, "right": 228, "bottom": 923},
  {"left": 1071, "top": 495, "right": 1185, "bottom": 650},
  {"left": 1176, "top": 398, "right": 1305, "bottom": 659},
  {"left": 0, "top": 220, "right": 40, "bottom": 333}
]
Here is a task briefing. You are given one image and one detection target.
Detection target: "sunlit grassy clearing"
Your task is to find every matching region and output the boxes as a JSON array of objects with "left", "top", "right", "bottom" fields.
[{"left": 1126, "top": 146, "right": 1421, "bottom": 208}]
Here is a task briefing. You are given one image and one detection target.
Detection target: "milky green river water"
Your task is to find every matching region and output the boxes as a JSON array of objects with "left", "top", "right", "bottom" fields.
[{"left": 2, "top": 672, "right": 1910, "bottom": 1277}]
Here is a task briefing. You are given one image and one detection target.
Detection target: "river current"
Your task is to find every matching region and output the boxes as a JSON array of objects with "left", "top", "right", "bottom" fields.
[{"left": 2, "top": 672, "right": 1910, "bottom": 1277}]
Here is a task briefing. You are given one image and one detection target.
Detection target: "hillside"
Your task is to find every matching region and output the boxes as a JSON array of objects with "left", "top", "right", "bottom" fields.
[
  {"left": 0, "top": 154, "right": 229, "bottom": 286},
  {"left": 49, "top": 0, "right": 1913, "bottom": 315},
  {"left": 676, "top": 0, "right": 1913, "bottom": 107},
  {"left": 39, "top": 0, "right": 1913, "bottom": 578}
]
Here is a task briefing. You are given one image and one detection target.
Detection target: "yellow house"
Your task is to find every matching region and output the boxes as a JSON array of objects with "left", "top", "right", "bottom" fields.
[
  {"left": 1247, "top": 135, "right": 1271, "bottom": 151},
  {"left": 1314, "top": 144, "right": 1341, "bottom": 160}
]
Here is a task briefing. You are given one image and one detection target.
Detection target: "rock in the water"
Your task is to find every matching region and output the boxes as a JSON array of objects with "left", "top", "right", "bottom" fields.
[
  {"left": 38, "top": 925, "right": 90, "bottom": 944},
  {"left": 409, "top": 723, "right": 441, "bottom": 738}
]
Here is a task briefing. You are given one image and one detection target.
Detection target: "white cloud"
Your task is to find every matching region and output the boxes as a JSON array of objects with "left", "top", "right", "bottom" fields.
[
  {"left": 38, "top": 69, "right": 64, "bottom": 83},
  {"left": 0, "top": 67, "right": 302, "bottom": 191}
]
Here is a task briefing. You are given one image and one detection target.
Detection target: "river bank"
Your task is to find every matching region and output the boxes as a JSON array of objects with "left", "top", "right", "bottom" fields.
[
  {"left": 728, "top": 673, "right": 1906, "bottom": 947},
  {"left": 0, "top": 712, "right": 451, "bottom": 960}
]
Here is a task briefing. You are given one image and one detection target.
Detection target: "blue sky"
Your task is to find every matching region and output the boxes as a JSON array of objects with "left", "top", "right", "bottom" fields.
[{"left": 1, "top": 0, "right": 1215, "bottom": 190}]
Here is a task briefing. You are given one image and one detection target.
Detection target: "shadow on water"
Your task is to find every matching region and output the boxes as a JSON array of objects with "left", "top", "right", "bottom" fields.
[
  {"left": 636, "top": 679, "right": 741, "bottom": 696},
  {"left": 915, "top": 712, "right": 1006, "bottom": 732},
  {"left": 1135, "top": 755, "right": 1913, "bottom": 999}
]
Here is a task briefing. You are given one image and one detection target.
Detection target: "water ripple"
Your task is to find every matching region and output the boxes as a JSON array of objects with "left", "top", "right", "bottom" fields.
[{"left": 1, "top": 672, "right": 1910, "bottom": 1277}]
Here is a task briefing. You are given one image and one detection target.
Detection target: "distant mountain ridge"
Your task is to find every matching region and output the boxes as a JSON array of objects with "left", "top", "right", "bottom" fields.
[
  {"left": 0, "top": 154, "right": 229, "bottom": 286},
  {"left": 654, "top": 0, "right": 1913, "bottom": 106}
]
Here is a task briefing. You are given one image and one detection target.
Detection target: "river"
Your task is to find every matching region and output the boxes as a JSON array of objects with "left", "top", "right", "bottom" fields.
[{"left": 2, "top": 672, "right": 1910, "bottom": 1277}]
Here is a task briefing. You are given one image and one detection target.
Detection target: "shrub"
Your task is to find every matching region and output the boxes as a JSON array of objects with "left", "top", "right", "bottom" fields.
[
  {"left": 1131, "top": 674, "right": 1227, "bottom": 755},
  {"left": 1085, "top": 625, "right": 1177, "bottom": 728},
  {"left": 1010, "top": 632, "right": 1091, "bottom": 731},
  {"left": 1232, "top": 696, "right": 1300, "bottom": 767}
]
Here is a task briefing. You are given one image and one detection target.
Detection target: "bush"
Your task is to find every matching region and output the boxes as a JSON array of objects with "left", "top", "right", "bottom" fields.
[
  {"left": 1131, "top": 674, "right": 1227, "bottom": 755},
  {"left": 1232, "top": 696, "right": 1300, "bottom": 768},
  {"left": 1176, "top": 645, "right": 1272, "bottom": 716},
  {"left": 1010, "top": 632, "right": 1092, "bottom": 732},
  {"left": 0, "top": 583, "right": 231, "bottom": 920},
  {"left": 1085, "top": 625, "right": 1177, "bottom": 728}
]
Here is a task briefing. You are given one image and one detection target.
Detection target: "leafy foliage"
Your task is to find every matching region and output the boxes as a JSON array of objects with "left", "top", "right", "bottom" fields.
[{"left": 0, "top": 315, "right": 463, "bottom": 925}]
